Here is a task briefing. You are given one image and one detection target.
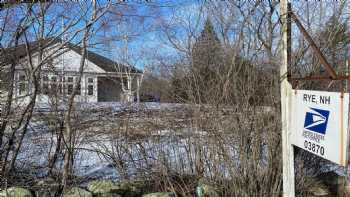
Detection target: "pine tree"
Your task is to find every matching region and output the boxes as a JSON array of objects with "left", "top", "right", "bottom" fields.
[
  {"left": 190, "top": 18, "right": 224, "bottom": 104},
  {"left": 192, "top": 19, "right": 222, "bottom": 70}
]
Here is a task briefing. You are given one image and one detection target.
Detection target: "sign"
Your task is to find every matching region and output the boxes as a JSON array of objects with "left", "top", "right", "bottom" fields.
[{"left": 291, "top": 89, "right": 349, "bottom": 166}]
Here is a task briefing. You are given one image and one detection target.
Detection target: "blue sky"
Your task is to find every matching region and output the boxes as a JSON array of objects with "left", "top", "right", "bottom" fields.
[
  {"left": 2, "top": 0, "right": 348, "bottom": 72},
  {"left": 0, "top": 1, "right": 220, "bottom": 71},
  {"left": 95, "top": 0, "right": 202, "bottom": 70},
  {"left": 0, "top": 1, "right": 198, "bottom": 68}
]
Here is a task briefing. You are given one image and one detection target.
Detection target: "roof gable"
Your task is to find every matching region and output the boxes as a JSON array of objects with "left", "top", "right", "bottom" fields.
[
  {"left": 1, "top": 38, "right": 143, "bottom": 74},
  {"left": 60, "top": 47, "right": 106, "bottom": 73}
]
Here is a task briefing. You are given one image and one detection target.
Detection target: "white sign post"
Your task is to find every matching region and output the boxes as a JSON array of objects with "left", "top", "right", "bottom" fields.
[
  {"left": 292, "top": 89, "right": 349, "bottom": 166},
  {"left": 280, "top": 1, "right": 295, "bottom": 196}
]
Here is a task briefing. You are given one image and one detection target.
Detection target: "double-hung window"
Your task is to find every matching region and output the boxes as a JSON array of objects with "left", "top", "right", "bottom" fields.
[
  {"left": 76, "top": 82, "right": 81, "bottom": 95},
  {"left": 50, "top": 76, "right": 57, "bottom": 93},
  {"left": 42, "top": 75, "right": 49, "bottom": 95},
  {"left": 18, "top": 74, "right": 27, "bottom": 96},
  {"left": 59, "top": 76, "right": 64, "bottom": 94},
  {"left": 67, "top": 76, "right": 74, "bottom": 95},
  {"left": 87, "top": 77, "right": 94, "bottom": 96}
]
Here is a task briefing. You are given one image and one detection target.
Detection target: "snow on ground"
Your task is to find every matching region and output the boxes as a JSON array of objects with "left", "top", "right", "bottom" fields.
[
  {"left": 14, "top": 102, "right": 210, "bottom": 180},
  {"left": 12, "top": 102, "right": 286, "bottom": 181}
]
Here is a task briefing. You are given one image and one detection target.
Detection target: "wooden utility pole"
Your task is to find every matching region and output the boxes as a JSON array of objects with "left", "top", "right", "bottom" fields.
[{"left": 281, "top": 0, "right": 295, "bottom": 196}]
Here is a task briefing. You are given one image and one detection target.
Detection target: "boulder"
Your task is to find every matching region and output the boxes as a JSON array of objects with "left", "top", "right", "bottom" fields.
[
  {"left": 0, "top": 187, "right": 33, "bottom": 197},
  {"left": 118, "top": 181, "right": 143, "bottom": 196},
  {"left": 123, "top": 191, "right": 139, "bottom": 197},
  {"left": 33, "top": 178, "right": 60, "bottom": 197},
  {"left": 95, "top": 193, "right": 121, "bottom": 197},
  {"left": 64, "top": 187, "right": 93, "bottom": 197},
  {"left": 34, "top": 191, "right": 53, "bottom": 197},
  {"left": 87, "top": 180, "right": 122, "bottom": 194},
  {"left": 196, "top": 181, "right": 220, "bottom": 197},
  {"left": 35, "top": 177, "right": 57, "bottom": 186},
  {"left": 142, "top": 192, "right": 176, "bottom": 197},
  {"left": 87, "top": 180, "right": 145, "bottom": 196}
]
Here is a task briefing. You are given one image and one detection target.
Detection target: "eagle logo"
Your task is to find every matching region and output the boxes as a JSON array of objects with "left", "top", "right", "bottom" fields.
[{"left": 304, "top": 108, "right": 330, "bottom": 135}]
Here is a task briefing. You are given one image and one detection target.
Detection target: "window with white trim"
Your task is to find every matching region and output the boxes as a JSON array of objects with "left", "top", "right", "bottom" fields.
[
  {"left": 18, "top": 74, "right": 27, "bottom": 96},
  {"left": 87, "top": 77, "right": 94, "bottom": 96},
  {"left": 66, "top": 76, "right": 74, "bottom": 95},
  {"left": 76, "top": 83, "right": 81, "bottom": 95},
  {"left": 59, "top": 76, "right": 64, "bottom": 94},
  {"left": 50, "top": 76, "right": 57, "bottom": 94},
  {"left": 39, "top": 74, "right": 82, "bottom": 96},
  {"left": 42, "top": 75, "right": 49, "bottom": 95}
]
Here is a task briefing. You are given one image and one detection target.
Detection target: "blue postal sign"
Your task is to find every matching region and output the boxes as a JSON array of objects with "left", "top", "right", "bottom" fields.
[{"left": 292, "top": 90, "right": 349, "bottom": 166}]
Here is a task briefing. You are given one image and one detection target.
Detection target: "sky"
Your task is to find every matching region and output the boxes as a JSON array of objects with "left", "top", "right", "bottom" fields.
[
  {"left": 0, "top": 1, "right": 236, "bottom": 71},
  {"left": 2, "top": 1, "right": 347, "bottom": 72},
  {"left": 96, "top": 0, "right": 202, "bottom": 70},
  {"left": 0, "top": 1, "right": 200, "bottom": 70}
]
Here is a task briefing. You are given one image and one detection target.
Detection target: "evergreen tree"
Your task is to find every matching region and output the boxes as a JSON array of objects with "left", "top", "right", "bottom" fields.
[{"left": 190, "top": 18, "right": 224, "bottom": 104}]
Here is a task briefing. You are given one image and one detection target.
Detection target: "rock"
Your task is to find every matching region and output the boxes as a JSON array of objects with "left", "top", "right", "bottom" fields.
[
  {"left": 36, "top": 177, "right": 57, "bottom": 186},
  {"left": 119, "top": 182, "right": 142, "bottom": 196},
  {"left": 87, "top": 180, "right": 145, "bottom": 196},
  {"left": 88, "top": 180, "right": 136, "bottom": 196},
  {"left": 95, "top": 193, "right": 121, "bottom": 197},
  {"left": 87, "top": 180, "right": 120, "bottom": 194},
  {"left": 142, "top": 192, "right": 176, "bottom": 197},
  {"left": 33, "top": 178, "right": 60, "bottom": 197},
  {"left": 0, "top": 187, "right": 33, "bottom": 197},
  {"left": 64, "top": 187, "right": 93, "bottom": 197},
  {"left": 123, "top": 191, "right": 139, "bottom": 197},
  {"left": 196, "top": 183, "right": 220, "bottom": 197},
  {"left": 34, "top": 191, "right": 52, "bottom": 197}
]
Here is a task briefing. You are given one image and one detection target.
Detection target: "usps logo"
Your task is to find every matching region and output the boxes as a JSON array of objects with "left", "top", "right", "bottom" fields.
[{"left": 303, "top": 108, "right": 330, "bottom": 135}]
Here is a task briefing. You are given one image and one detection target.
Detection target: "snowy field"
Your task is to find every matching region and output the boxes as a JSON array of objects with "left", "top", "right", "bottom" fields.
[
  {"left": 13, "top": 102, "right": 240, "bottom": 182},
  {"left": 11, "top": 101, "right": 344, "bottom": 185}
]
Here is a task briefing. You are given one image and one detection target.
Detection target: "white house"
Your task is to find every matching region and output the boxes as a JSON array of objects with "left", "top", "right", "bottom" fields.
[{"left": 1, "top": 38, "right": 143, "bottom": 105}]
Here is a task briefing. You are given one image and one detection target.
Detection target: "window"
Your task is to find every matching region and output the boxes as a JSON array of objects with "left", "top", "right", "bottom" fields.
[
  {"left": 88, "top": 85, "right": 93, "bottom": 96},
  {"left": 76, "top": 83, "right": 81, "bottom": 95},
  {"left": 49, "top": 76, "right": 58, "bottom": 94},
  {"left": 37, "top": 75, "right": 84, "bottom": 96},
  {"left": 18, "top": 74, "right": 27, "bottom": 95},
  {"left": 40, "top": 75, "right": 62, "bottom": 95},
  {"left": 42, "top": 75, "right": 49, "bottom": 95},
  {"left": 19, "top": 75, "right": 26, "bottom": 81},
  {"left": 67, "top": 84, "right": 73, "bottom": 95},
  {"left": 43, "top": 76, "right": 49, "bottom": 82},
  {"left": 65, "top": 76, "right": 76, "bottom": 95},
  {"left": 19, "top": 83, "right": 26, "bottom": 95},
  {"left": 51, "top": 83, "right": 57, "bottom": 93},
  {"left": 87, "top": 77, "right": 94, "bottom": 96},
  {"left": 58, "top": 84, "right": 63, "bottom": 94},
  {"left": 122, "top": 78, "right": 129, "bottom": 90},
  {"left": 58, "top": 76, "right": 64, "bottom": 94},
  {"left": 43, "top": 83, "right": 49, "bottom": 95},
  {"left": 68, "top": 77, "right": 74, "bottom": 82},
  {"left": 59, "top": 76, "right": 64, "bottom": 82},
  {"left": 47, "top": 58, "right": 54, "bottom": 67}
]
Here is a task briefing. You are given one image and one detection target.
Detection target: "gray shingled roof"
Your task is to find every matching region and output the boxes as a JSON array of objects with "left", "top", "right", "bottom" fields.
[{"left": 0, "top": 38, "right": 142, "bottom": 73}]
